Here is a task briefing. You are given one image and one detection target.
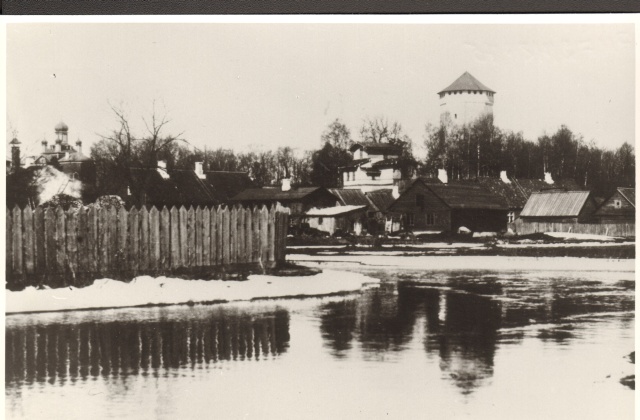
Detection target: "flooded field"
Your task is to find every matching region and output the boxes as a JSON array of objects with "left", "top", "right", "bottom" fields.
[{"left": 6, "top": 256, "right": 635, "bottom": 420}]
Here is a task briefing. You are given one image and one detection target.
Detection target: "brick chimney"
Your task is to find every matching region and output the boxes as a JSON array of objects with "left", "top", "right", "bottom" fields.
[
  {"left": 195, "top": 162, "right": 205, "bottom": 179},
  {"left": 438, "top": 168, "right": 448, "bottom": 184},
  {"left": 281, "top": 178, "right": 291, "bottom": 192},
  {"left": 500, "top": 170, "right": 511, "bottom": 184}
]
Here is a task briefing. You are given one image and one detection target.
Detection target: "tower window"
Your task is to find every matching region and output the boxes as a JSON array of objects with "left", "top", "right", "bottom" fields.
[
  {"left": 454, "top": 114, "right": 457, "bottom": 119},
  {"left": 614, "top": 199, "right": 622, "bottom": 209}
]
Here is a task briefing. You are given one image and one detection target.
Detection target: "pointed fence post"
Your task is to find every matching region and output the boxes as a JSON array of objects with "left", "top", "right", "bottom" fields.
[
  {"left": 202, "top": 207, "right": 211, "bottom": 267},
  {"left": 140, "top": 206, "right": 149, "bottom": 272},
  {"left": 55, "top": 207, "right": 66, "bottom": 280},
  {"left": 187, "top": 206, "right": 196, "bottom": 267},
  {"left": 171, "top": 207, "right": 181, "bottom": 269},
  {"left": 129, "top": 207, "right": 139, "bottom": 275},
  {"left": 34, "top": 207, "right": 46, "bottom": 278},
  {"left": 195, "top": 207, "right": 203, "bottom": 267},
  {"left": 66, "top": 208, "right": 78, "bottom": 285},
  {"left": 12, "top": 205, "right": 24, "bottom": 281},
  {"left": 23, "top": 207, "right": 35, "bottom": 277}
]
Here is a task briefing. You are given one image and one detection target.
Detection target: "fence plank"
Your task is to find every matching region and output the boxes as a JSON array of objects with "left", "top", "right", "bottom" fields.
[
  {"left": 268, "top": 208, "right": 276, "bottom": 262},
  {"left": 260, "top": 206, "right": 269, "bottom": 263},
  {"left": 244, "top": 208, "right": 253, "bottom": 264},
  {"left": 108, "top": 207, "right": 118, "bottom": 275},
  {"left": 66, "top": 209, "right": 78, "bottom": 285},
  {"left": 187, "top": 207, "right": 196, "bottom": 268},
  {"left": 140, "top": 207, "right": 149, "bottom": 272},
  {"left": 55, "top": 207, "right": 66, "bottom": 276},
  {"left": 77, "top": 207, "right": 89, "bottom": 280},
  {"left": 171, "top": 207, "right": 181, "bottom": 268},
  {"left": 154, "top": 207, "right": 165, "bottom": 271},
  {"left": 12, "top": 206, "right": 24, "bottom": 277},
  {"left": 87, "top": 206, "right": 98, "bottom": 275},
  {"left": 7, "top": 209, "right": 13, "bottom": 277},
  {"left": 117, "top": 207, "right": 128, "bottom": 272},
  {"left": 252, "top": 208, "right": 260, "bottom": 263},
  {"left": 211, "top": 207, "right": 219, "bottom": 266},
  {"left": 23, "top": 207, "right": 35, "bottom": 275},
  {"left": 34, "top": 207, "right": 45, "bottom": 276},
  {"left": 237, "top": 208, "right": 245, "bottom": 264},
  {"left": 129, "top": 207, "right": 139, "bottom": 274},
  {"left": 230, "top": 207, "right": 237, "bottom": 264},
  {"left": 45, "top": 208, "right": 56, "bottom": 276},
  {"left": 202, "top": 208, "right": 210, "bottom": 266},
  {"left": 195, "top": 207, "right": 203, "bottom": 267},
  {"left": 222, "top": 207, "right": 230, "bottom": 265}
]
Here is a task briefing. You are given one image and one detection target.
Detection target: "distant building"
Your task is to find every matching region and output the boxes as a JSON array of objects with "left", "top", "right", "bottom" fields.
[
  {"left": 340, "top": 142, "right": 402, "bottom": 192},
  {"left": 305, "top": 205, "right": 368, "bottom": 236},
  {"left": 439, "top": 72, "right": 495, "bottom": 126},
  {"left": 519, "top": 190, "right": 597, "bottom": 223},
  {"left": 387, "top": 178, "right": 508, "bottom": 233},
  {"left": 593, "top": 187, "right": 635, "bottom": 223}
]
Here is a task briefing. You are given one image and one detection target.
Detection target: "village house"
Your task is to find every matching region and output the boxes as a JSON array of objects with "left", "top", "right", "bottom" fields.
[
  {"left": 593, "top": 187, "right": 635, "bottom": 223},
  {"left": 340, "top": 142, "right": 403, "bottom": 192},
  {"left": 230, "top": 179, "right": 337, "bottom": 226},
  {"left": 387, "top": 176, "right": 508, "bottom": 233},
  {"left": 126, "top": 160, "right": 255, "bottom": 209},
  {"left": 519, "top": 190, "right": 597, "bottom": 223}
]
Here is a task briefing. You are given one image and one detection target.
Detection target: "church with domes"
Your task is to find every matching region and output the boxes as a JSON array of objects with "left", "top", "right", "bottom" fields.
[{"left": 438, "top": 72, "right": 495, "bottom": 126}]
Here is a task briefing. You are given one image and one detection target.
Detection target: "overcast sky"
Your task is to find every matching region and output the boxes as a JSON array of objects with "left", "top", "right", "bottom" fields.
[{"left": 6, "top": 22, "right": 635, "bottom": 159}]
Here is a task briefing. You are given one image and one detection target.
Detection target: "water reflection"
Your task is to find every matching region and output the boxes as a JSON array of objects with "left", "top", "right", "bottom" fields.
[
  {"left": 318, "top": 271, "right": 634, "bottom": 395},
  {"left": 6, "top": 308, "right": 290, "bottom": 387}
]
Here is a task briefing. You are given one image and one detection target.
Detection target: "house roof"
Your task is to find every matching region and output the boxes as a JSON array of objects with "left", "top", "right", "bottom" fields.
[
  {"left": 349, "top": 142, "right": 402, "bottom": 155},
  {"left": 329, "top": 188, "right": 371, "bottom": 207},
  {"left": 306, "top": 205, "right": 367, "bottom": 217},
  {"left": 456, "top": 177, "right": 545, "bottom": 209},
  {"left": 427, "top": 183, "right": 507, "bottom": 210},
  {"left": 340, "top": 158, "right": 370, "bottom": 169},
  {"left": 520, "top": 191, "right": 591, "bottom": 217},
  {"left": 365, "top": 189, "right": 396, "bottom": 212},
  {"left": 231, "top": 186, "right": 332, "bottom": 202},
  {"left": 438, "top": 72, "right": 495, "bottom": 95},
  {"left": 129, "top": 167, "right": 185, "bottom": 207},
  {"left": 370, "top": 158, "right": 399, "bottom": 170},
  {"left": 59, "top": 151, "right": 92, "bottom": 163},
  {"left": 204, "top": 171, "right": 255, "bottom": 202},
  {"left": 168, "top": 170, "right": 219, "bottom": 205},
  {"left": 618, "top": 187, "right": 635, "bottom": 207}
]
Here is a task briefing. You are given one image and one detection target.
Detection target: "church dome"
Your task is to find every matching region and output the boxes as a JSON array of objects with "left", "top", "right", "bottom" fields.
[{"left": 55, "top": 121, "right": 69, "bottom": 132}]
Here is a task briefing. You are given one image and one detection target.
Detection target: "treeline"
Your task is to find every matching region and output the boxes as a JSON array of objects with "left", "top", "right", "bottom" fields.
[
  {"left": 423, "top": 115, "right": 634, "bottom": 196},
  {"left": 90, "top": 105, "right": 633, "bottom": 199}
]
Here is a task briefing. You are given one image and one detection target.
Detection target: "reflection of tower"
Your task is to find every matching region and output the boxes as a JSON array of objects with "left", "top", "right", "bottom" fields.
[{"left": 439, "top": 72, "right": 495, "bottom": 126}]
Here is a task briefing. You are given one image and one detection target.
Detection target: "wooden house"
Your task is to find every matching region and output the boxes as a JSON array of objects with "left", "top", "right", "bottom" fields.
[
  {"left": 387, "top": 179, "right": 508, "bottom": 233},
  {"left": 519, "top": 190, "right": 597, "bottom": 223},
  {"left": 340, "top": 142, "right": 402, "bottom": 192},
  {"left": 593, "top": 187, "right": 635, "bottom": 223},
  {"left": 305, "top": 205, "right": 368, "bottom": 236}
]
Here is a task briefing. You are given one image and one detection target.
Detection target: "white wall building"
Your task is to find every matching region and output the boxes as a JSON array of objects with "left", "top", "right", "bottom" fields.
[
  {"left": 439, "top": 72, "right": 495, "bottom": 126},
  {"left": 340, "top": 142, "right": 402, "bottom": 192}
]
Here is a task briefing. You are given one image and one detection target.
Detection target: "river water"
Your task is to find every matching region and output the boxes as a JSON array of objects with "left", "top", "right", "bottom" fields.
[{"left": 5, "top": 257, "right": 635, "bottom": 419}]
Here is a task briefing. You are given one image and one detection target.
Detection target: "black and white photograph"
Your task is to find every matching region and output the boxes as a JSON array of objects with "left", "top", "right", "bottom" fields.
[{"left": 4, "top": 17, "right": 636, "bottom": 419}]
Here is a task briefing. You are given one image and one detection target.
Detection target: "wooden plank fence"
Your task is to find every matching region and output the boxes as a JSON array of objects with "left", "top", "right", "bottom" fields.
[
  {"left": 6, "top": 204, "right": 290, "bottom": 289},
  {"left": 513, "top": 218, "right": 635, "bottom": 237}
]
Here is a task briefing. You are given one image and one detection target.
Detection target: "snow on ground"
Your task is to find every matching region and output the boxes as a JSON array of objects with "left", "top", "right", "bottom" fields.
[
  {"left": 498, "top": 241, "right": 634, "bottom": 248},
  {"left": 544, "top": 232, "right": 620, "bottom": 241},
  {"left": 288, "top": 254, "right": 635, "bottom": 277},
  {"left": 6, "top": 270, "right": 379, "bottom": 315}
]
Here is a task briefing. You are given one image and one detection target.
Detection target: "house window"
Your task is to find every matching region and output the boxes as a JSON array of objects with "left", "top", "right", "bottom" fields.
[
  {"left": 318, "top": 217, "right": 323, "bottom": 225},
  {"left": 614, "top": 199, "right": 622, "bottom": 209},
  {"left": 508, "top": 211, "right": 515, "bottom": 223},
  {"left": 426, "top": 213, "right": 435, "bottom": 225},
  {"left": 416, "top": 194, "right": 425, "bottom": 209},
  {"left": 406, "top": 213, "right": 415, "bottom": 227}
]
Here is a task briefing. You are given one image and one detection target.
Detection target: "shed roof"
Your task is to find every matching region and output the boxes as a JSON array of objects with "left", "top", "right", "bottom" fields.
[
  {"left": 365, "top": 189, "right": 396, "bottom": 212},
  {"left": 329, "top": 188, "right": 370, "bottom": 207},
  {"left": 427, "top": 183, "right": 507, "bottom": 210},
  {"left": 438, "top": 72, "right": 495, "bottom": 95},
  {"left": 306, "top": 205, "right": 367, "bottom": 217},
  {"left": 349, "top": 142, "right": 402, "bottom": 155},
  {"left": 231, "top": 186, "right": 331, "bottom": 202},
  {"left": 520, "top": 191, "right": 591, "bottom": 217},
  {"left": 617, "top": 187, "right": 635, "bottom": 207}
]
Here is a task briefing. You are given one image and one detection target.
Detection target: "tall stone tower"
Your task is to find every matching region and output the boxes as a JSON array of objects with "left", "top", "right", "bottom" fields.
[{"left": 438, "top": 72, "right": 495, "bottom": 126}]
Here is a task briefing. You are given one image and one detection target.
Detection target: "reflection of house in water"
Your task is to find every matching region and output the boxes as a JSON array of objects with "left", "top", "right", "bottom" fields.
[{"left": 5, "top": 308, "right": 290, "bottom": 386}]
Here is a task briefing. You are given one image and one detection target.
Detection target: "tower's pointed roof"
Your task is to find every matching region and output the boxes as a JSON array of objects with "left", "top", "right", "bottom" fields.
[{"left": 438, "top": 72, "right": 495, "bottom": 95}]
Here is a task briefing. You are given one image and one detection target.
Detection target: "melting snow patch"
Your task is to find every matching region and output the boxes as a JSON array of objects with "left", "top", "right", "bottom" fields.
[
  {"left": 6, "top": 270, "right": 379, "bottom": 314},
  {"left": 544, "top": 232, "right": 620, "bottom": 241}
]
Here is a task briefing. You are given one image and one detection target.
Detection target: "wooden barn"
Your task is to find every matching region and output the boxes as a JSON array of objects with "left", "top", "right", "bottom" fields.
[
  {"left": 387, "top": 179, "right": 508, "bottom": 233},
  {"left": 519, "top": 190, "right": 597, "bottom": 223},
  {"left": 593, "top": 187, "right": 635, "bottom": 223}
]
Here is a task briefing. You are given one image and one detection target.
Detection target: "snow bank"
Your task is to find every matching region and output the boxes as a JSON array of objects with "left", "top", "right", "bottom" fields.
[
  {"left": 6, "top": 270, "right": 379, "bottom": 314},
  {"left": 544, "top": 232, "right": 620, "bottom": 241},
  {"left": 288, "top": 254, "right": 635, "bottom": 275}
]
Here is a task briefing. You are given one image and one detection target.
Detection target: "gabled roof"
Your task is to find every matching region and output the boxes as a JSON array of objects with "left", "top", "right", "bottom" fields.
[
  {"left": 349, "top": 142, "right": 402, "bottom": 156},
  {"left": 438, "top": 72, "right": 495, "bottom": 95},
  {"left": 617, "top": 187, "right": 635, "bottom": 208},
  {"left": 365, "top": 189, "right": 396, "bottom": 212},
  {"left": 231, "top": 186, "right": 333, "bottom": 202},
  {"left": 204, "top": 171, "right": 255, "bottom": 203},
  {"left": 129, "top": 167, "right": 184, "bottom": 207},
  {"left": 168, "top": 169, "right": 218, "bottom": 206},
  {"left": 458, "top": 177, "right": 547, "bottom": 209},
  {"left": 329, "top": 188, "right": 370, "bottom": 207},
  {"left": 427, "top": 183, "right": 507, "bottom": 210},
  {"left": 520, "top": 191, "right": 591, "bottom": 217},
  {"left": 306, "top": 205, "right": 367, "bottom": 217}
]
